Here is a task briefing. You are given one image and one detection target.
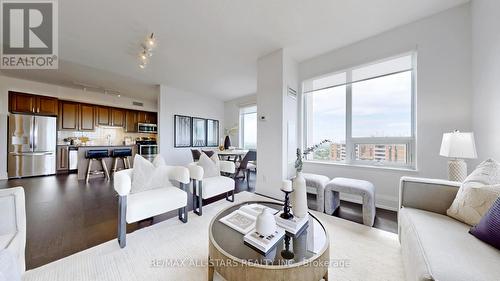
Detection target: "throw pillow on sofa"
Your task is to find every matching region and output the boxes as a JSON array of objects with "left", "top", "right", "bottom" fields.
[
  {"left": 447, "top": 158, "right": 500, "bottom": 225},
  {"left": 469, "top": 197, "right": 500, "bottom": 250}
]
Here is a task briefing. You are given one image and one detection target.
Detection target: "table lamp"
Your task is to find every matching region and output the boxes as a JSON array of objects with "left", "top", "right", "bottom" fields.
[{"left": 439, "top": 130, "right": 477, "bottom": 182}]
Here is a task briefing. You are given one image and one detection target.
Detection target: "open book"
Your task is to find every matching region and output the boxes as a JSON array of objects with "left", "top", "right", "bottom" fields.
[{"left": 219, "top": 204, "right": 280, "bottom": 234}]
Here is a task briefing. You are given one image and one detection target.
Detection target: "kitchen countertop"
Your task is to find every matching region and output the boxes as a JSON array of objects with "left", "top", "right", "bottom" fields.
[
  {"left": 75, "top": 145, "right": 137, "bottom": 180},
  {"left": 57, "top": 144, "right": 136, "bottom": 147}
]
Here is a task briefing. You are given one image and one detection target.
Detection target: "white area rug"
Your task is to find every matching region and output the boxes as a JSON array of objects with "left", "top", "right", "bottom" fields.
[{"left": 23, "top": 192, "right": 404, "bottom": 281}]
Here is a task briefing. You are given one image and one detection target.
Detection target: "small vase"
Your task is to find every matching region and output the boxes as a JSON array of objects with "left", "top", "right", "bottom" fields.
[
  {"left": 224, "top": 135, "right": 231, "bottom": 149},
  {"left": 292, "top": 172, "right": 308, "bottom": 218},
  {"left": 256, "top": 208, "right": 276, "bottom": 236}
]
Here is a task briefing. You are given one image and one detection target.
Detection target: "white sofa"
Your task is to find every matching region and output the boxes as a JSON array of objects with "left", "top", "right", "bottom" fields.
[
  {"left": 188, "top": 160, "right": 236, "bottom": 215},
  {"left": 399, "top": 177, "right": 500, "bottom": 281},
  {"left": 0, "top": 186, "right": 26, "bottom": 278},
  {"left": 113, "top": 165, "right": 191, "bottom": 248}
]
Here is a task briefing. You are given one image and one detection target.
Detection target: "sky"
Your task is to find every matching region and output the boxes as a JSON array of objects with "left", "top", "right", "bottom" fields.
[{"left": 310, "top": 71, "right": 412, "bottom": 144}]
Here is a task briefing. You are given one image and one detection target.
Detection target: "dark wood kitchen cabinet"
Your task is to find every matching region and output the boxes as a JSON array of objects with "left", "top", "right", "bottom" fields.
[
  {"left": 56, "top": 145, "right": 69, "bottom": 172},
  {"left": 36, "top": 96, "right": 58, "bottom": 115},
  {"left": 58, "top": 101, "right": 79, "bottom": 130},
  {"left": 9, "top": 91, "right": 58, "bottom": 116},
  {"left": 125, "top": 110, "right": 138, "bottom": 132},
  {"left": 79, "top": 104, "right": 95, "bottom": 131},
  {"left": 96, "top": 106, "right": 111, "bottom": 126},
  {"left": 137, "top": 111, "right": 157, "bottom": 124},
  {"left": 111, "top": 108, "right": 125, "bottom": 127}
]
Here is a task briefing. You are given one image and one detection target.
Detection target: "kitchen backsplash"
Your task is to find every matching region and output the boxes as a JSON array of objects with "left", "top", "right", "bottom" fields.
[{"left": 58, "top": 126, "right": 155, "bottom": 146}]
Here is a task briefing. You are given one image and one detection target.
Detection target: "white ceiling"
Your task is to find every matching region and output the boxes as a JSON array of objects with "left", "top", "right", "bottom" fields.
[{"left": 3, "top": 0, "right": 468, "bottom": 101}]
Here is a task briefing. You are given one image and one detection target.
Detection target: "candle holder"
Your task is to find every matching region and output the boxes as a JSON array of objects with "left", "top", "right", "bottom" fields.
[
  {"left": 280, "top": 188, "right": 294, "bottom": 220},
  {"left": 281, "top": 235, "right": 294, "bottom": 260}
]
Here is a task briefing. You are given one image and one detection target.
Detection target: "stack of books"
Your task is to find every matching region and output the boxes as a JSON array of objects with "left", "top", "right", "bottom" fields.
[
  {"left": 243, "top": 227, "right": 285, "bottom": 254},
  {"left": 275, "top": 211, "right": 309, "bottom": 235}
]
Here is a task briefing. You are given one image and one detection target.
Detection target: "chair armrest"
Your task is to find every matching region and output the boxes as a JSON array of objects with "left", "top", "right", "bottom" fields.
[
  {"left": 219, "top": 160, "right": 236, "bottom": 174},
  {"left": 399, "top": 176, "right": 461, "bottom": 215},
  {"left": 0, "top": 187, "right": 26, "bottom": 273},
  {"left": 164, "top": 165, "right": 190, "bottom": 184},
  {"left": 187, "top": 163, "right": 204, "bottom": 180},
  {"left": 114, "top": 169, "right": 133, "bottom": 196}
]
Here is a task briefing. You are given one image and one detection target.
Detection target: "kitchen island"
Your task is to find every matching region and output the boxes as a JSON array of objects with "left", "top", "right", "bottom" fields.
[{"left": 76, "top": 145, "right": 137, "bottom": 181}]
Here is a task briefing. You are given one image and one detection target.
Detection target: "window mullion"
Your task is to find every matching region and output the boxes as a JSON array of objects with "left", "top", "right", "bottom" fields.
[{"left": 345, "top": 70, "right": 353, "bottom": 164}]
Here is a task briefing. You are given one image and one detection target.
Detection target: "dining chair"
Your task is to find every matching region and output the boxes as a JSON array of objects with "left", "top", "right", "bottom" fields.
[{"left": 234, "top": 150, "right": 257, "bottom": 188}]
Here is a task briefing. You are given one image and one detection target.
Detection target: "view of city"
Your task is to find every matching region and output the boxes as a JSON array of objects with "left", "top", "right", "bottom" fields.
[
  {"left": 311, "top": 142, "right": 408, "bottom": 164},
  {"left": 305, "top": 56, "right": 413, "bottom": 166}
]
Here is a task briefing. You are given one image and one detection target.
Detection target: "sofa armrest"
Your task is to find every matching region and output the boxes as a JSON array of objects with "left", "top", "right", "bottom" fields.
[
  {"left": 219, "top": 160, "right": 236, "bottom": 174},
  {"left": 399, "top": 176, "right": 461, "bottom": 215},
  {"left": 187, "top": 163, "right": 204, "bottom": 180},
  {"left": 114, "top": 169, "right": 133, "bottom": 196}
]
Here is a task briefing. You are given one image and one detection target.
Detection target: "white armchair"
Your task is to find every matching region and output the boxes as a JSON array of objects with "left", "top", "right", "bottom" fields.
[
  {"left": 0, "top": 186, "right": 26, "bottom": 278},
  {"left": 113, "top": 165, "right": 191, "bottom": 248},
  {"left": 187, "top": 160, "right": 236, "bottom": 216}
]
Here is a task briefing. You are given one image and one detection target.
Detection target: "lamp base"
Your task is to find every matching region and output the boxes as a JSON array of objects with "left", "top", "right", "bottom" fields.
[{"left": 448, "top": 159, "right": 467, "bottom": 182}]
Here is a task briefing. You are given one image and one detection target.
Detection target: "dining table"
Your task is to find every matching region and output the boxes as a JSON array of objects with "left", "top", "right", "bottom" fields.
[{"left": 217, "top": 149, "right": 248, "bottom": 162}]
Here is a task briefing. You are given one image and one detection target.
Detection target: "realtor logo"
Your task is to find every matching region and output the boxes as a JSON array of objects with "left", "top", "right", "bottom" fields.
[{"left": 1, "top": 0, "right": 58, "bottom": 69}]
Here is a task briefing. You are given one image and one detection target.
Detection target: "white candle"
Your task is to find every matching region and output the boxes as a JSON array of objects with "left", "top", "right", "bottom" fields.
[{"left": 282, "top": 180, "right": 292, "bottom": 192}]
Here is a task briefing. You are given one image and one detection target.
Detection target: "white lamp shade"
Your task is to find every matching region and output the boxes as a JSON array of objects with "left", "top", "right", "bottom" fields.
[{"left": 440, "top": 131, "right": 477, "bottom": 159}]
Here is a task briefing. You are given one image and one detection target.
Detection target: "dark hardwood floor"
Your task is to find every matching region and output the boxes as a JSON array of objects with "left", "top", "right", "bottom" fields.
[{"left": 0, "top": 172, "right": 397, "bottom": 270}]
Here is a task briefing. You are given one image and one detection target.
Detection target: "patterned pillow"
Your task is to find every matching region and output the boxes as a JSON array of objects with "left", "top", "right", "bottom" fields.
[
  {"left": 469, "top": 197, "right": 500, "bottom": 250},
  {"left": 447, "top": 159, "right": 500, "bottom": 225}
]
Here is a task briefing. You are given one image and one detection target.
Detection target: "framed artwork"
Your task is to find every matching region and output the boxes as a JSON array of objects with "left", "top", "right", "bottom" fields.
[
  {"left": 174, "top": 115, "right": 192, "bottom": 147},
  {"left": 192, "top": 117, "right": 207, "bottom": 147},
  {"left": 206, "top": 119, "right": 219, "bottom": 147}
]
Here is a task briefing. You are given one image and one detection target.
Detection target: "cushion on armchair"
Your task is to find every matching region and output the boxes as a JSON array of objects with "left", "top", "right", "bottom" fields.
[
  {"left": 198, "top": 153, "right": 220, "bottom": 178},
  {"left": 131, "top": 154, "right": 170, "bottom": 193}
]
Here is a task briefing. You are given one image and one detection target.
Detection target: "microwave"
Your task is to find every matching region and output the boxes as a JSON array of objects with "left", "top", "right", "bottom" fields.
[{"left": 138, "top": 123, "right": 157, "bottom": 133}]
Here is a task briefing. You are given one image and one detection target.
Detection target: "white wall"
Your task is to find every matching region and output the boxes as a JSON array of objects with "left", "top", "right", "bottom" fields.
[
  {"left": 298, "top": 4, "right": 473, "bottom": 210},
  {"left": 0, "top": 75, "right": 157, "bottom": 179},
  {"left": 158, "top": 85, "right": 225, "bottom": 165},
  {"left": 224, "top": 94, "right": 257, "bottom": 148},
  {"left": 256, "top": 49, "right": 299, "bottom": 199},
  {"left": 471, "top": 0, "right": 500, "bottom": 165}
]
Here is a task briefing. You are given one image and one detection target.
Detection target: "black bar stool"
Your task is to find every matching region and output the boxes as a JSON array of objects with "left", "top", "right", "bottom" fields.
[
  {"left": 85, "top": 149, "right": 110, "bottom": 183},
  {"left": 111, "top": 148, "right": 132, "bottom": 174}
]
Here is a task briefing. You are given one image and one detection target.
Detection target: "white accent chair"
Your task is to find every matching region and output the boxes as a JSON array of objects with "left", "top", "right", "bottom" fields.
[
  {"left": 113, "top": 165, "right": 191, "bottom": 248},
  {"left": 187, "top": 160, "right": 236, "bottom": 216},
  {"left": 0, "top": 187, "right": 26, "bottom": 278}
]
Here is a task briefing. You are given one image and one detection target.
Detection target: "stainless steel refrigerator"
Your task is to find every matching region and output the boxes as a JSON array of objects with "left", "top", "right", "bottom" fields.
[{"left": 8, "top": 114, "right": 57, "bottom": 178}]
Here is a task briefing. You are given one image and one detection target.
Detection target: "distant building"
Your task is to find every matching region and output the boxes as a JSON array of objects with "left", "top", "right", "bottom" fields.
[{"left": 318, "top": 143, "right": 407, "bottom": 164}]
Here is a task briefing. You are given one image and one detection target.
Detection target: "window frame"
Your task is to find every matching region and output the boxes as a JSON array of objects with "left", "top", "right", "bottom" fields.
[
  {"left": 303, "top": 52, "right": 417, "bottom": 169},
  {"left": 239, "top": 105, "right": 257, "bottom": 150}
]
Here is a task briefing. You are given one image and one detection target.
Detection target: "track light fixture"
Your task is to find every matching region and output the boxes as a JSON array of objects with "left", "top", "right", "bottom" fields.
[{"left": 138, "top": 33, "right": 157, "bottom": 69}]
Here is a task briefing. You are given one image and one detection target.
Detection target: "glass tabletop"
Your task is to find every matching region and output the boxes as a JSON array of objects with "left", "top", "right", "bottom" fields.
[{"left": 210, "top": 201, "right": 328, "bottom": 266}]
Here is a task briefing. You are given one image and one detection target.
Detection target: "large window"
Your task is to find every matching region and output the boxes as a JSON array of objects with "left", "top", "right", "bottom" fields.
[
  {"left": 240, "top": 105, "right": 257, "bottom": 149},
  {"left": 303, "top": 53, "right": 416, "bottom": 168}
]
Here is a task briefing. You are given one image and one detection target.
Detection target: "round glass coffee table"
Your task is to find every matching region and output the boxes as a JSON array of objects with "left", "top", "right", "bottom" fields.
[{"left": 208, "top": 201, "right": 330, "bottom": 281}]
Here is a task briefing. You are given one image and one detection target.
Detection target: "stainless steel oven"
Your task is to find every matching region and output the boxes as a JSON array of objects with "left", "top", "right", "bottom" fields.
[
  {"left": 136, "top": 139, "right": 158, "bottom": 161},
  {"left": 137, "top": 123, "right": 157, "bottom": 134}
]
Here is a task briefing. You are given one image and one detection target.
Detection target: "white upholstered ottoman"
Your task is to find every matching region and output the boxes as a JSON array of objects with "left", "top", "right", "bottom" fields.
[
  {"left": 302, "top": 173, "right": 330, "bottom": 213},
  {"left": 325, "top": 177, "right": 376, "bottom": 226}
]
